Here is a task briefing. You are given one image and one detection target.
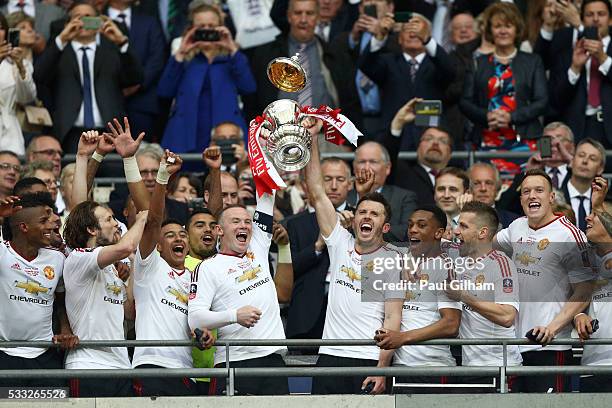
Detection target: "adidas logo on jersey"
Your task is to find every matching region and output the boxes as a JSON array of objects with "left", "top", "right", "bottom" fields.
[{"left": 11, "top": 263, "right": 21, "bottom": 271}]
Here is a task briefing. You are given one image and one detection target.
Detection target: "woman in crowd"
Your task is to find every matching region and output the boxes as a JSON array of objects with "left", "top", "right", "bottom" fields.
[
  {"left": 0, "top": 12, "right": 37, "bottom": 156},
  {"left": 157, "top": 2, "right": 256, "bottom": 154},
  {"left": 167, "top": 172, "right": 200, "bottom": 203},
  {"left": 460, "top": 2, "right": 548, "bottom": 174}
]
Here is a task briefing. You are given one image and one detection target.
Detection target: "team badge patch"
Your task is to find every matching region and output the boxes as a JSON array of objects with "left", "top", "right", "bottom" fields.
[
  {"left": 503, "top": 278, "right": 513, "bottom": 293},
  {"left": 419, "top": 274, "right": 429, "bottom": 284},
  {"left": 43, "top": 266, "right": 55, "bottom": 280},
  {"left": 189, "top": 283, "right": 198, "bottom": 300},
  {"left": 476, "top": 274, "right": 486, "bottom": 285},
  {"left": 537, "top": 239, "right": 549, "bottom": 250}
]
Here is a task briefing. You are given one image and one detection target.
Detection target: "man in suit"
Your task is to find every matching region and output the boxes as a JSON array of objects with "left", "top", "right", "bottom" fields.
[
  {"left": 270, "top": 0, "right": 358, "bottom": 44},
  {"left": 246, "top": 0, "right": 361, "bottom": 127},
  {"left": 498, "top": 121, "right": 576, "bottom": 215},
  {"left": 107, "top": 0, "right": 167, "bottom": 140},
  {"left": 468, "top": 162, "right": 519, "bottom": 229},
  {"left": 347, "top": 141, "right": 417, "bottom": 242},
  {"left": 547, "top": 0, "right": 612, "bottom": 149},
  {"left": 561, "top": 137, "right": 605, "bottom": 231},
  {"left": 285, "top": 157, "right": 353, "bottom": 340},
  {"left": 434, "top": 166, "right": 469, "bottom": 230},
  {"left": 358, "top": 12, "right": 455, "bottom": 150},
  {"left": 329, "top": 0, "right": 398, "bottom": 140},
  {"left": 383, "top": 98, "right": 452, "bottom": 206},
  {"left": 34, "top": 1, "right": 143, "bottom": 153},
  {"left": 1, "top": 0, "right": 65, "bottom": 41}
]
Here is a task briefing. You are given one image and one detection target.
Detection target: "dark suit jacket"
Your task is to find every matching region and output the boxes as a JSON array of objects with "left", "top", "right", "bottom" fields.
[
  {"left": 398, "top": 1, "right": 512, "bottom": 22},
  {"left": 124, "top": 10, "right": 167, "bottom": 115},
  {"left": 358, "top": 41, "right": 456, "bottom": 131},
  {"left": 497, "top": 208, "right": 520, "bottom": 229},
  {"left": 244, "top": 34, "right": 362, "bottom": 128},
  {"left": 270, "top": 0, "right": 358, "bottom": 43},
  {"left": 284, "top": 210, "right": 328, "bottom": 339},
  {"left": 382, "top": 129, "right": 436, "bottom": 205},
  {"left": 547, "top": 27, "right": 612, "bottom": 145},
  {"left": 34, "top": 39, "right": 143, "bottom": 143},
  {"left": 347, "top": 185, "right": 416, "bottom": 242},
  {"left": 460, "top": 52, "right": 548, "bottom": 144}
]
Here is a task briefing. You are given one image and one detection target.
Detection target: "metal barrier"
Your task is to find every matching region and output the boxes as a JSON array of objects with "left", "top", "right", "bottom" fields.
[{"left": 2, "top": 338, "right": 612, "bottom": 396}]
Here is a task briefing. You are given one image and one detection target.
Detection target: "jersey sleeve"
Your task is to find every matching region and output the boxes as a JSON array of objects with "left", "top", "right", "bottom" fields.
[
  {"left": 562, "top": 228, "right": 596, "bottom": 284},
  {"left": 133, "top": 247, "right": 161, "bottom": 283},
  {"left": 436, "top": 261, "right": 461, "bottom": 310},
  {"left": 495, "top": 225, "right": 513, "bottom": 255},
  {"left": 322, "top": 218, "right": 352, "bottom": 252},
  {"left": 188, "top": 261, "right": 216, "bottom": 315},
  {"left": 66, "top": 248, "right": 104, "bottom": 286},
  {"left": 492, "top": 256, "right": 519, "bottom": 311},
  {"left": 251, "top": 192, "right": 275, "bottom": 251}
]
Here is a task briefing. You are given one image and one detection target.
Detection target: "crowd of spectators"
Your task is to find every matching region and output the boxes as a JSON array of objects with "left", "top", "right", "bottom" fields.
[{"left": 3, "top": 0, "right": 612, "bottom": 398}]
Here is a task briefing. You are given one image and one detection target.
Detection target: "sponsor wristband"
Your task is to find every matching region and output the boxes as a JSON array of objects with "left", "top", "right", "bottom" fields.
[
  {"left": 123, "top": 156, "right": 142, "bottom": 183},
  {"left": 92, "top": 151, "right": 105, "bottom": 163},
  {"left": 156, "top": 162, "right": 170, "bottom": 185},
  {"left": 278, "top": 244, "right": 292, "bottom": 263}
]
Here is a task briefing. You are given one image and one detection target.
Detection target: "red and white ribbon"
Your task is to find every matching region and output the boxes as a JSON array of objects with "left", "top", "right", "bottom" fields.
[{"left": 247, "top": 105, "right": 362, "bottom": 197}]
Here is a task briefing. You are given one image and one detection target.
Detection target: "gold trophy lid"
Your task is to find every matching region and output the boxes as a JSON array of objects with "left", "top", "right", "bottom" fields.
[{"left": 267, "top": 54, "right": 306, "bottom": 93}]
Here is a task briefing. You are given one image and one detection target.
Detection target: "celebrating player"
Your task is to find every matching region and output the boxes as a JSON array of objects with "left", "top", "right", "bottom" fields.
[
  {"left": 448, "top": 201, "right": 522, "bottom": 392},
  {"left": 188, "top": 170, "right": 287, "bottom": 395},
  {"left": 375, "top": 205, "right": 461, "bottom": 393},
  {"left": 494, "top": 168, "right": 595, "bottom": 392},
  {"left": 303, "top": 122, "right": 403, "bottom": 395},
  {"left": 0, "top": 193, "right": 78, "bottom": 388}
]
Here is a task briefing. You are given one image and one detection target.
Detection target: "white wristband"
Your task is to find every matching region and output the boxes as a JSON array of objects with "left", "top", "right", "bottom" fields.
[
  {"left": 123, "top": 156, "right": 142, "bottom": 183},
  {"left": 92, "top": 151, "right": 105, "bottom": 163},
  {"left": 156, "top": 162, "right": 170, "bottom": 185},
  {"left": 278, "top": 244, "right": 292, "bottom": 263}
]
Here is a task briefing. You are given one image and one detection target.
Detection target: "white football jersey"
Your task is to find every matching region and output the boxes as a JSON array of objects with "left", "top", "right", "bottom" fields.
[
  {"left": 582, "top": 251, "right": 612, "bottom": 366},
  {"left": 188, "top": 193, "right": 286, "bottom": 364},
  {"left": 0, "top": 242, "right": 65, "bottom": 358},
  {"left": 393, "top": 253, "right": 460, "bottom": 367},
  {"left": 319, "top": 220, "right": 404, "bottom": 361},
  {"left": 458, "top": 250, "right": 522, "bottom": 366},
  {"left": 496, "top": 215, "right": 594, "bottom": 352},
  {"left": 64, "top": 247, "right": 130, "bottom": 369},
  {"left": 132, "top": 248, "right": 192, "bottom": 368}
]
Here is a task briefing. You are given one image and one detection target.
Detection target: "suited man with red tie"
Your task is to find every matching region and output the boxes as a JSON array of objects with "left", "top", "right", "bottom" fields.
[{"left": 548, "top": 0, "right": 612, "bottom": 153}]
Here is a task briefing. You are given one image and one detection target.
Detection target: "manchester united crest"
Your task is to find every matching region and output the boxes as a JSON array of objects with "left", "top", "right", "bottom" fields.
[
  {"left": 43, "top": 266, "right": 55, "bottom": 280},
  {"left": 245, "top": 251, "right": 255, "bottom": 262},
  {"left": 419, "top": 274, "right": 429, "bottom": 284},
  {"left": 537, "top": 238, "right": 550, "bottom": 250},
  {"left": 475, "top": 274, "right": 486, "bottom": 285}
]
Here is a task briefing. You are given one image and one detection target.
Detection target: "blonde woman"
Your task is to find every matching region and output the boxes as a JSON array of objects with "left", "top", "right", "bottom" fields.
[{"left": 157, "top": 3, "right": 256, "bottom": 153}]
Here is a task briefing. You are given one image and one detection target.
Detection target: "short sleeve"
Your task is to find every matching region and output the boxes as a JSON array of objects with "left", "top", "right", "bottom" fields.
[
  {"left": 495, "top": 226, "right": 513, "bottom": 255},
  {"left": 493, "top": 258, "right": 520, "bottom": 311},
  {"left": 188, "top": 262, "right": 216, "bottom": 313},
  {"left": 563, "top": 232, "right": 596, "bottom": 284},
  {"left": 65, "top": 248, "right": 103, "bottom": 286},
  {"left": 322, "top": 218, "right": 352, "bottom": 250},
  {"left": 133, "top": 247, "right": 161, "bottom": 283}
]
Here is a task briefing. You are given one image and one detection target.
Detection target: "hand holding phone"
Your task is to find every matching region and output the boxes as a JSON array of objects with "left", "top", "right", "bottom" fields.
[{"left": 8, "top": 29, "right": 20, "bottom": 48}]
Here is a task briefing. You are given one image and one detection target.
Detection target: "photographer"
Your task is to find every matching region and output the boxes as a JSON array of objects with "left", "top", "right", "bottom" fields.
[
  {"left": 209, "top": 121, "right": 248, "bottom": 175},
  {"left": 157, "top": 2, "right": 256, "bottom": 154}
]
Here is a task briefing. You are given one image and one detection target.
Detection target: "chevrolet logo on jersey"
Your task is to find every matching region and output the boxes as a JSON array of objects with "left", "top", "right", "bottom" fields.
[
  {"left": 516, "top": 252, "right": 541, "bottom": 266},
  {"left": 14, "top": 279, "right": 49, "bottom": 296},
  {"left": 106, "top": 282, "right": 123, "bottom": 296},
  {"left": 235, "top": 266, "right": 262, "bottom": 283},
  {"left": 341, "top": 266, "right": 361, "bottom": 282},
  {"left": 166, "top": 286, "right": 188, "bottom": 305}
]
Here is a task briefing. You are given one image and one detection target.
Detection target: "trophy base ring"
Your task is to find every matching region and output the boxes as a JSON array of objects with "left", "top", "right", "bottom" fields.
[{"left": 267, "top": 126, "right": 312, "bottom": 172}]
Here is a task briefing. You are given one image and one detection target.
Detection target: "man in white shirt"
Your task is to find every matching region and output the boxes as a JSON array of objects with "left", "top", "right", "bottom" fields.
[
  {"left": 304, "top": 123, "right": 403, "bottom": 395},
  {"left": 434, "top": 167, "right": 469, "bottom": 230},
  {"left": 574, "top": 177, "right": 612, "bottom": 392},
  {"left": 63, "top": 134, "right": 149, "bottom": 397},
  {"left": 563, "top": 138, "right": 605, "bottom": 231},
  {"left": 494, "top": 168, "right": 595, "bottom": 392},
  {"left": 0, "top": 192, "right": 77, "bottom": 388},
  {"left": 448, "top": 201, "right": 522, "bottom": 392},
  {"left": 375, "top": 205, "right": 461, "bottom": 394},
  {"left": 188, "top": 182, "right": 287, "bottom": 394}
]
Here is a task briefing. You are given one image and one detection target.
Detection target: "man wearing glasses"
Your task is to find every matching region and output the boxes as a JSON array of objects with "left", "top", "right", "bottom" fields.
[
  {"left": 0, "top": 151, "right": 21, "bottom": 202},
  {"left": 25, "top": 135, "right": 64, "bottom": 211}
]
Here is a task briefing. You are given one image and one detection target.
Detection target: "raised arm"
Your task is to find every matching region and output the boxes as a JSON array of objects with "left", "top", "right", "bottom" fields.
[
  {"left": 139, "top": 151, "right": 183, "bottom": 259},
  {"left": 97, "top": 210, "right": 148, "bottom": 269},
  {"left": 303, "top": 121, "right": 338, "bottom": 238},
  {"left": 202, "top": 147, "right": 223, "bottom": 217},
  {"left": 106, "top": 117, "right": 149, "bottom": 212},
  {"left": 72, "top": 131, "right": 101, "bottom": 206},
  {"left": 86, "top": 133, "right": 116, "bottom": 194}
]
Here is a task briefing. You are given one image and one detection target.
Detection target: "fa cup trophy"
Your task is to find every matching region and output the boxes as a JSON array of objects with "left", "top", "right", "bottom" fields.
[{"left": 261, "top": 54, "right": 312, "bottom": 172}]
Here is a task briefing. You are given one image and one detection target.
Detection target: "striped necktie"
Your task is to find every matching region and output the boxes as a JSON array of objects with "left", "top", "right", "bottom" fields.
[{"left": 297, "top": 43, "right": 313, "bottom": 107}]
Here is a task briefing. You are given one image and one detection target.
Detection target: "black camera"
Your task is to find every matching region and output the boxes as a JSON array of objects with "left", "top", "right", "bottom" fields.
[
  {"left": 194, "top": 29, "right": 221, "bottom": 42},
  {"left": 215, "top": 138, "right": 241, "bottom": 166}
]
